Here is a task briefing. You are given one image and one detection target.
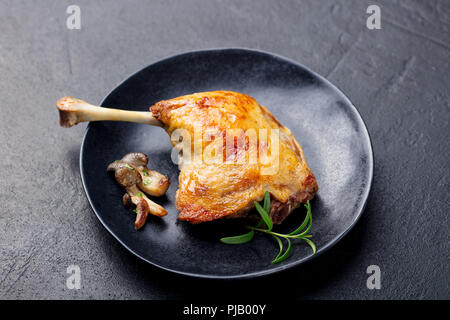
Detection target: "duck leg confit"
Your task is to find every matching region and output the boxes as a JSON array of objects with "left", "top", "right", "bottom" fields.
[{"left": 57, "top": 91, "right": 318, "bottom": 224}]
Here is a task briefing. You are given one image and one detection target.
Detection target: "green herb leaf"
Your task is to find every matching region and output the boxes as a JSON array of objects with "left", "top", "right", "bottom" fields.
[
  {"left": 143, "top": 171, "right": 148, "bottom": 177},
  {"left": 220, "top": 230, "right": 254, "bottom": 244},
  {"left": 124, "top": 163, "right": 134, "bottom": 170},
  {"left": 254, "top": 202, "right": 273, "bottom": 231},
  {"left": 288, "top": 200, "right": 312, "bottom": 235},
  {"left": 143, "top": 179, "right": 151, "bottom": 186},
  {"left": 255, "top": 191, "right": 271, "bottom": 228},
  {"left": 303, "top": 238, "right": 317, "bottom": 254},
  {"left": 304, "top": 200, "right": 312, "bottom": 212},
  {"left": 272, "top": 238, "right": 292, "bottom": 264},
  {"left": 295, "top": 205, "right": 313, "bottom": 237},
  {"left": 132, "top": 209, "right": 137, "bottom": 213},
  {"left": 137, "top": 193, "right": 143, "bottom": 197},
  {"left": 263, "top": 191, "right": 270, "bottom": 214},
  {"left": 221, "top": 193, "right": 315, "bottom": 264},
  {"left": 272, "top": 235, "right": 284, "bottom": 261},
  {"left": 288, "top": 212, "right": 309, "bottom": 235}
]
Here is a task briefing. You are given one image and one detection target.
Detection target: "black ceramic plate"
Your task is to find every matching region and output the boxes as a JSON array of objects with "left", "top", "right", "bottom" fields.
[{"left": 80, "top": 49, "right": 373, "bottom": 279}]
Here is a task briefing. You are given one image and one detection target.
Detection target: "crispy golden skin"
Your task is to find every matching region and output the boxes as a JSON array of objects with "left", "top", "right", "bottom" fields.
[{"left": 150, "top": 91, "right": 318, "bottom": 224}]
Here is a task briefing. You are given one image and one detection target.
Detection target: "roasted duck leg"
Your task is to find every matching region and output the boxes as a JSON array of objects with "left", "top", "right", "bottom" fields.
[{"left": 57, "top": 91, "right": 318, "bottom": 224}]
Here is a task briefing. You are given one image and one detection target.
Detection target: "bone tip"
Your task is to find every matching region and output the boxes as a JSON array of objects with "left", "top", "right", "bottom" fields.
[
  {"left": 57, "top": 97, "right": 83, "bottom": 128},
  {"left": 57, "top": 97, "right": 79, "bottom": 110},
  {"left": 58, "top": 109, "right": 78, "bottom": 128}
]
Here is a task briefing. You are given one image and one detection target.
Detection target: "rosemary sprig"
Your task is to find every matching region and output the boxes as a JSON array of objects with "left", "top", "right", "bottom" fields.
[{"left": 220, "top": 191, "right": 317, "bottom": 264}]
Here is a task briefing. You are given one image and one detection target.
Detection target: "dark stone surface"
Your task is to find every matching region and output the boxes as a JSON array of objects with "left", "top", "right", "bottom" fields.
[{"left": 0, "top": 0, "right": 448, "bottom": 299}]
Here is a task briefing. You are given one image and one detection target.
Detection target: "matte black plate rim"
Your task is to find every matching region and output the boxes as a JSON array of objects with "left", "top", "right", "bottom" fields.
[{"left": 79, "top": 48, "right": 374, "bottom": 280}]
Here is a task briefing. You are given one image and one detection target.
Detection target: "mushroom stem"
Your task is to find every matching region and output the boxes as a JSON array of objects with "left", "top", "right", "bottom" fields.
[
  {"left": 57, "top": 97, "right": 163, "bottom": 128},
  {"left": 126, "top": 185, "right": 167, "bottom": 217}
]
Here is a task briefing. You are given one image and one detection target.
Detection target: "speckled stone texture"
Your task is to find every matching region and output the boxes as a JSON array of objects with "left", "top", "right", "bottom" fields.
[{"left": 0, "top": 0, "right": 448, "bottom": 299}]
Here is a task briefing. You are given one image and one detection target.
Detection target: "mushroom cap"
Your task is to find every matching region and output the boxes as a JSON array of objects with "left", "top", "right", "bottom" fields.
[
  {"left": 111, "top": 163, "right": 142, "bottom": 187},
  {"left": 120, "top": 153, "right": 149, "bottom": 168}
]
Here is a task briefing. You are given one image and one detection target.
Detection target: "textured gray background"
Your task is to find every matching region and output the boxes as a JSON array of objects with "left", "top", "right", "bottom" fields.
[{"left": 0, "top": 0, "right": 449, "bottom": 299}]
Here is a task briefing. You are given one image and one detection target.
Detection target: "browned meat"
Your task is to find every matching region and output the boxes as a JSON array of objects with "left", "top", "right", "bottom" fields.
[{"left": 57, "top": 91, "right": 318, "bottom": 224}]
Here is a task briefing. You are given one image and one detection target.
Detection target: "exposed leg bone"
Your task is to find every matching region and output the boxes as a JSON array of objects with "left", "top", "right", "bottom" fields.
[{"left": 57, "top": 97, "right": 163, "bottom": 128}]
